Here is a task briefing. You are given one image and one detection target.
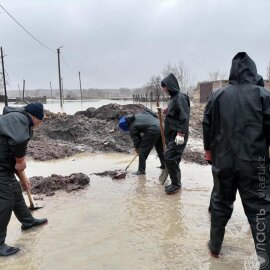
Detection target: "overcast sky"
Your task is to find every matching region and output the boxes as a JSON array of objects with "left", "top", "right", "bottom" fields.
[{"left": 1, "top": 0, "right": 270, "bottom": 90}]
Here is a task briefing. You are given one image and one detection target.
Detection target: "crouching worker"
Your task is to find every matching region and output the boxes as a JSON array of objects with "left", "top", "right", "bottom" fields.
[
  {"left": 0, "top": 102, "right": 48, "bottom": 256},
  {"left": 119, "top": 108, "right": 165, "bottom": 175}
]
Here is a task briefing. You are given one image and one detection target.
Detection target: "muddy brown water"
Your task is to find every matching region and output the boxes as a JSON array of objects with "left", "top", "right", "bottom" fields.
[{"left": 0, "top": 153, "right": 258, "bottom": 270}]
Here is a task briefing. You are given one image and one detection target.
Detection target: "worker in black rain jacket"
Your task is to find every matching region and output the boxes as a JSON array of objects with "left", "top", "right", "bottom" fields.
[
  {"left": 207, "top": 73, "right": 266, "bottom": 213},
  {"left": 160, "top": 73, "right": 190, "bottom": 194},
  {"left": 203, "top": 52, "right": 270, "bottom": 270},
  {"left": 0, "top": 102, "right": 48, "bottom": 256},
  {"left": 119, "top": 108, "right": 165, "bottom": 175}
]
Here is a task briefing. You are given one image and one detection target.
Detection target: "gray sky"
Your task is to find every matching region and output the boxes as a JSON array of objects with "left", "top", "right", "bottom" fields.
[{"left": 1, "top": 0, "right": 270, "bottom": 90}]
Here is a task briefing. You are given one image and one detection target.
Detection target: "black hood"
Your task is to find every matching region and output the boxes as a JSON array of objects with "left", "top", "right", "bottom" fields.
[
  {"left": 229, "top": 52, "right": 257, "bottom": 85},
  {"left": 161, "top": 73, "right": 180, "bottom": 96},
  {"left": 255, "top": 74, "right": 264, "bottom": 87}
]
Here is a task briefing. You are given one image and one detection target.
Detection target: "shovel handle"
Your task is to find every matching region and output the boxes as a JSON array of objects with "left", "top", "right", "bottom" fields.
[
  {"left": 157, "top": 100, "right": 166, "bottom": 151},
  {"left": 125, "top": 155, "right": 138, "bottom": 171},
  {"left": 16, "top": 170, "right": 35, "bottom": 208}
]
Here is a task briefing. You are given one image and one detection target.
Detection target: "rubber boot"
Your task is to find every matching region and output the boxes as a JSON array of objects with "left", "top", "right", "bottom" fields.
[
  {"left": 132, "top": 170, "right": 146, "bottom": 175},
  {"left": 165, "top": 184, "right": 181, "bottom": 194},
  {"left": 21, "top": 218, "right": 48, "bottom": 230},
  {"left": 0, "top": 243, "right": 20, "bottom": 256},
  {"left": 207, "top": 240, "right": 220, "bottom": 258}
]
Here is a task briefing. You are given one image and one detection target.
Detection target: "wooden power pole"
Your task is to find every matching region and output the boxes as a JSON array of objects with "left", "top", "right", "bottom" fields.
[
  {"left": 22, "top": 79, "right": 25, "bottom": 101},
  {"left": 57, "top": 47, "right": 63, "bottom": 107},
  {"left": 78, "top": 71, "right": 83, "bottom": 102},
  {"left": 1, "top": 47, "right": 8, "bottom": 106}
]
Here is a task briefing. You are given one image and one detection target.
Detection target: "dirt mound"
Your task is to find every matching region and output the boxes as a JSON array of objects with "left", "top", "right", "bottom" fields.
[
  {"left": 27, "top": 103, "right": 206, "bottom": 165},
  {"left": 30, "top": 173, "right": 90, "bottom": 196}
]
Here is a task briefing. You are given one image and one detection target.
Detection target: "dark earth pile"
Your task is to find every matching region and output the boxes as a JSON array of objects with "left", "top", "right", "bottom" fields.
[
  {"left": 28, "top": 103, "right": 206, "bottom": 165},
  {"left": 29, "top": 173, "right": 90, "bottom": 196}
]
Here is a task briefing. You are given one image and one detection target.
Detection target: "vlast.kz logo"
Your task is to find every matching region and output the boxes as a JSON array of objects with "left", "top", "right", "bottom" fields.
[{"left": 245, "top": 252, "right": 269, "bottom": 270}]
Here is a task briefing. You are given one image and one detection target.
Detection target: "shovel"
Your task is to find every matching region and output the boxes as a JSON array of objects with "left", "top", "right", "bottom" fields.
[
  {"left": 16, "top": 171, "right": 44, "bottom": 211},
  {"left": 125, "top": 154, "right": 138, "bottom": 171},
  {"left": 157, "top": 100, "right": 169, "bottom": 185}
]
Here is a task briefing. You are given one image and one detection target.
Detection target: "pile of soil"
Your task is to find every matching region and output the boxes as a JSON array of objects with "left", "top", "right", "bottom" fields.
[
  {"left": 29, "top": 173, "right": 90, "bottom": 196},
  {"left": 28, "top": 103, "right": 207, "bottom": 165}
]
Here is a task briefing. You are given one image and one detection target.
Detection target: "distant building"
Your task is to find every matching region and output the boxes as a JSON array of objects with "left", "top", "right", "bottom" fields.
[{"left": 193, "top": 80, "right": 270, "bottom": 103}]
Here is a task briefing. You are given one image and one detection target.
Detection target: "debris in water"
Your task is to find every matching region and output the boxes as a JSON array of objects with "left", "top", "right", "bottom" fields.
[{"left": 94, "top": 170, "right": 127, "bottom": 180}]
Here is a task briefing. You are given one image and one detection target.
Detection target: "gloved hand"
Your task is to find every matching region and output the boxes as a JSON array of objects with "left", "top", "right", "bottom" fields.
[
  {"left": 205, "top": 150, "right": 212, "bottom": 165},
  {"left": 175, "top": 133, "right": 185, "bottom": 145},
  {"left": 156, "top": 107, "right": 168, "bottom": 115}
]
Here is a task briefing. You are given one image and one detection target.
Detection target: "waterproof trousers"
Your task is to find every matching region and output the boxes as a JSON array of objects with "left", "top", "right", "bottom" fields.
[
  {"left": 0, "top": 173, "right": 35, "bottom": 245},
  {"left": 211, "top": 158, "right": 270, "bottom": 270},
  {"left": 138, "top": 132, "right": 165, "bottom": 173},
  {"left": 164, "top": 142, "right": 186, "bottom": 186}
]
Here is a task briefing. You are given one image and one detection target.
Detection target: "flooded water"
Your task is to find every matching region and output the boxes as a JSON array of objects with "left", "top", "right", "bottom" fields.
[
  {"left": 0, "top": 153, "right": 258, "bottom": 270},
  {"left": 0, "top": 99, "right": 164, "bottom": 115}
]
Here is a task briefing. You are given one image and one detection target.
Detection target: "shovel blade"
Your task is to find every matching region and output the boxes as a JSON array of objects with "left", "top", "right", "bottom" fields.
[
  {"left": 159, "top": 167, "right": 169, "bottom": 185},
  {"left": 29, "top": 204, "right": 44, "bottom": 211}
]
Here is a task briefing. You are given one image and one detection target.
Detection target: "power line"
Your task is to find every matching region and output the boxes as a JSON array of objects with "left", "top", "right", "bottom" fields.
[
  {"left": 60, "top": 54, "right": 77, "bottom": 76},
  {"left": 0, "top": 3, "right": 55, "bottom": 53}
]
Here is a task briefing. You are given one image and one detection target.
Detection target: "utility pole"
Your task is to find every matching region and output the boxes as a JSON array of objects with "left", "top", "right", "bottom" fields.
[
  {"left": 78, "top": 71, "right": 83, "bottom": 102},
  {"left": 22, "top": 79, "right": 25, "bottom": 101},
  {"left": 1, "top": 47, "right": 8, "bottom": 106},
  {"left": 18, "top": 84, "right": 22, "bottom": 99},
  {"left": 57, "top": 46, "right": 63, "bottom": 107},
  {"left": 49, "top": 81, "right": 53, "bottom": 103},
  {"left": 61, "top": 77, "right": 64, "bottom": 102}
]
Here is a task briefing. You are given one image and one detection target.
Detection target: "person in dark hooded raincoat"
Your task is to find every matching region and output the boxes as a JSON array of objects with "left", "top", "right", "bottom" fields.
[
  {"left": 0, "top": 102, "right": 48, "bottom": 256},
  {"left": 119, "top": 108, "right": 165, "bottom": 175},
  {"left": 160, "top": 73, "right": 190, "bottom": 194},
  {"left": 203, "top": 52, "right": 270, "bottom": 269},
  {"left": 207, "top": 73, "right": 266, "bottom": 213}
]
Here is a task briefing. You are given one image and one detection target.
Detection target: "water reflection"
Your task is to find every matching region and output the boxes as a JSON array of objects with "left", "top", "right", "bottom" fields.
[{"left": 0, "top": 153, "right": 257, "bottom": 270}]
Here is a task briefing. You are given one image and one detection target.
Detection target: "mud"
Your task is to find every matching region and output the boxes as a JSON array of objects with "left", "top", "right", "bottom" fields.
[
  {"left": 28, "top": 103, "right": 206, "bottom": 164},
  {"left": 94, "top": 170, "right": 127, "bottom": 179},
  {"left": 29, "top": 173, "right": 90, "bottom": 196}
]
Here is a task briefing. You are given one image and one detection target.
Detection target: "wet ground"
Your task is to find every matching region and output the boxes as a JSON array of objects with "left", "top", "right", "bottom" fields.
[{"left": 0, "top": 153, "right": 258, "bottom": 270}]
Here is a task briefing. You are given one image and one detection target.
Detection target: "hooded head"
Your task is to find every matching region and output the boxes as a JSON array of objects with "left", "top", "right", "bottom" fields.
[
  {"left": 161, "top": 73, "right": 180, "bottom": 96},
  {"left": 255, "top": 74, "right": 264, "bottom": 87},
  {"left": 229, "top": 52, "right": 257, "bottom": 85},
  {"left": 25, "top": 102, "right": 44, "bottom": 120}
]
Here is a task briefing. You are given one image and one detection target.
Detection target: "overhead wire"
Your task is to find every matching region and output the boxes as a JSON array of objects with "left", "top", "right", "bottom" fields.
[
  {"left": 60, "top": 54, "right": 77, "bottom": 76},
  {"left": 0, "top": 3, "right": 56, "bottom": 53}
]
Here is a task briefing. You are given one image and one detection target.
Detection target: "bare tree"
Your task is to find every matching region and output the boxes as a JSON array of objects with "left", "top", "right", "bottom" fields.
[
  {"left": 208, "top": 70, "right": 227, "bottom": 81},
  {"left": 162, "top": 61, "right": 191, "bottom": 93},
  {"left": 146, "top": 75, "right": 162, "bottom": 96},
  {"left": 266, "top": 61, "right": 270, "bottom": 80}
]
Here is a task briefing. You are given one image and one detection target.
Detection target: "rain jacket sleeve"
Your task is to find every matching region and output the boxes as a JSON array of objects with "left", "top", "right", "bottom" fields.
[
  {"left": 173, "top": 95, "right": 190, "bottom": 134},
  {"left": 260, "top": 89, "right": 270, "bottom": 146},
  {"left": 203, "top": 96, "right": 212, "bottom": 151}
]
